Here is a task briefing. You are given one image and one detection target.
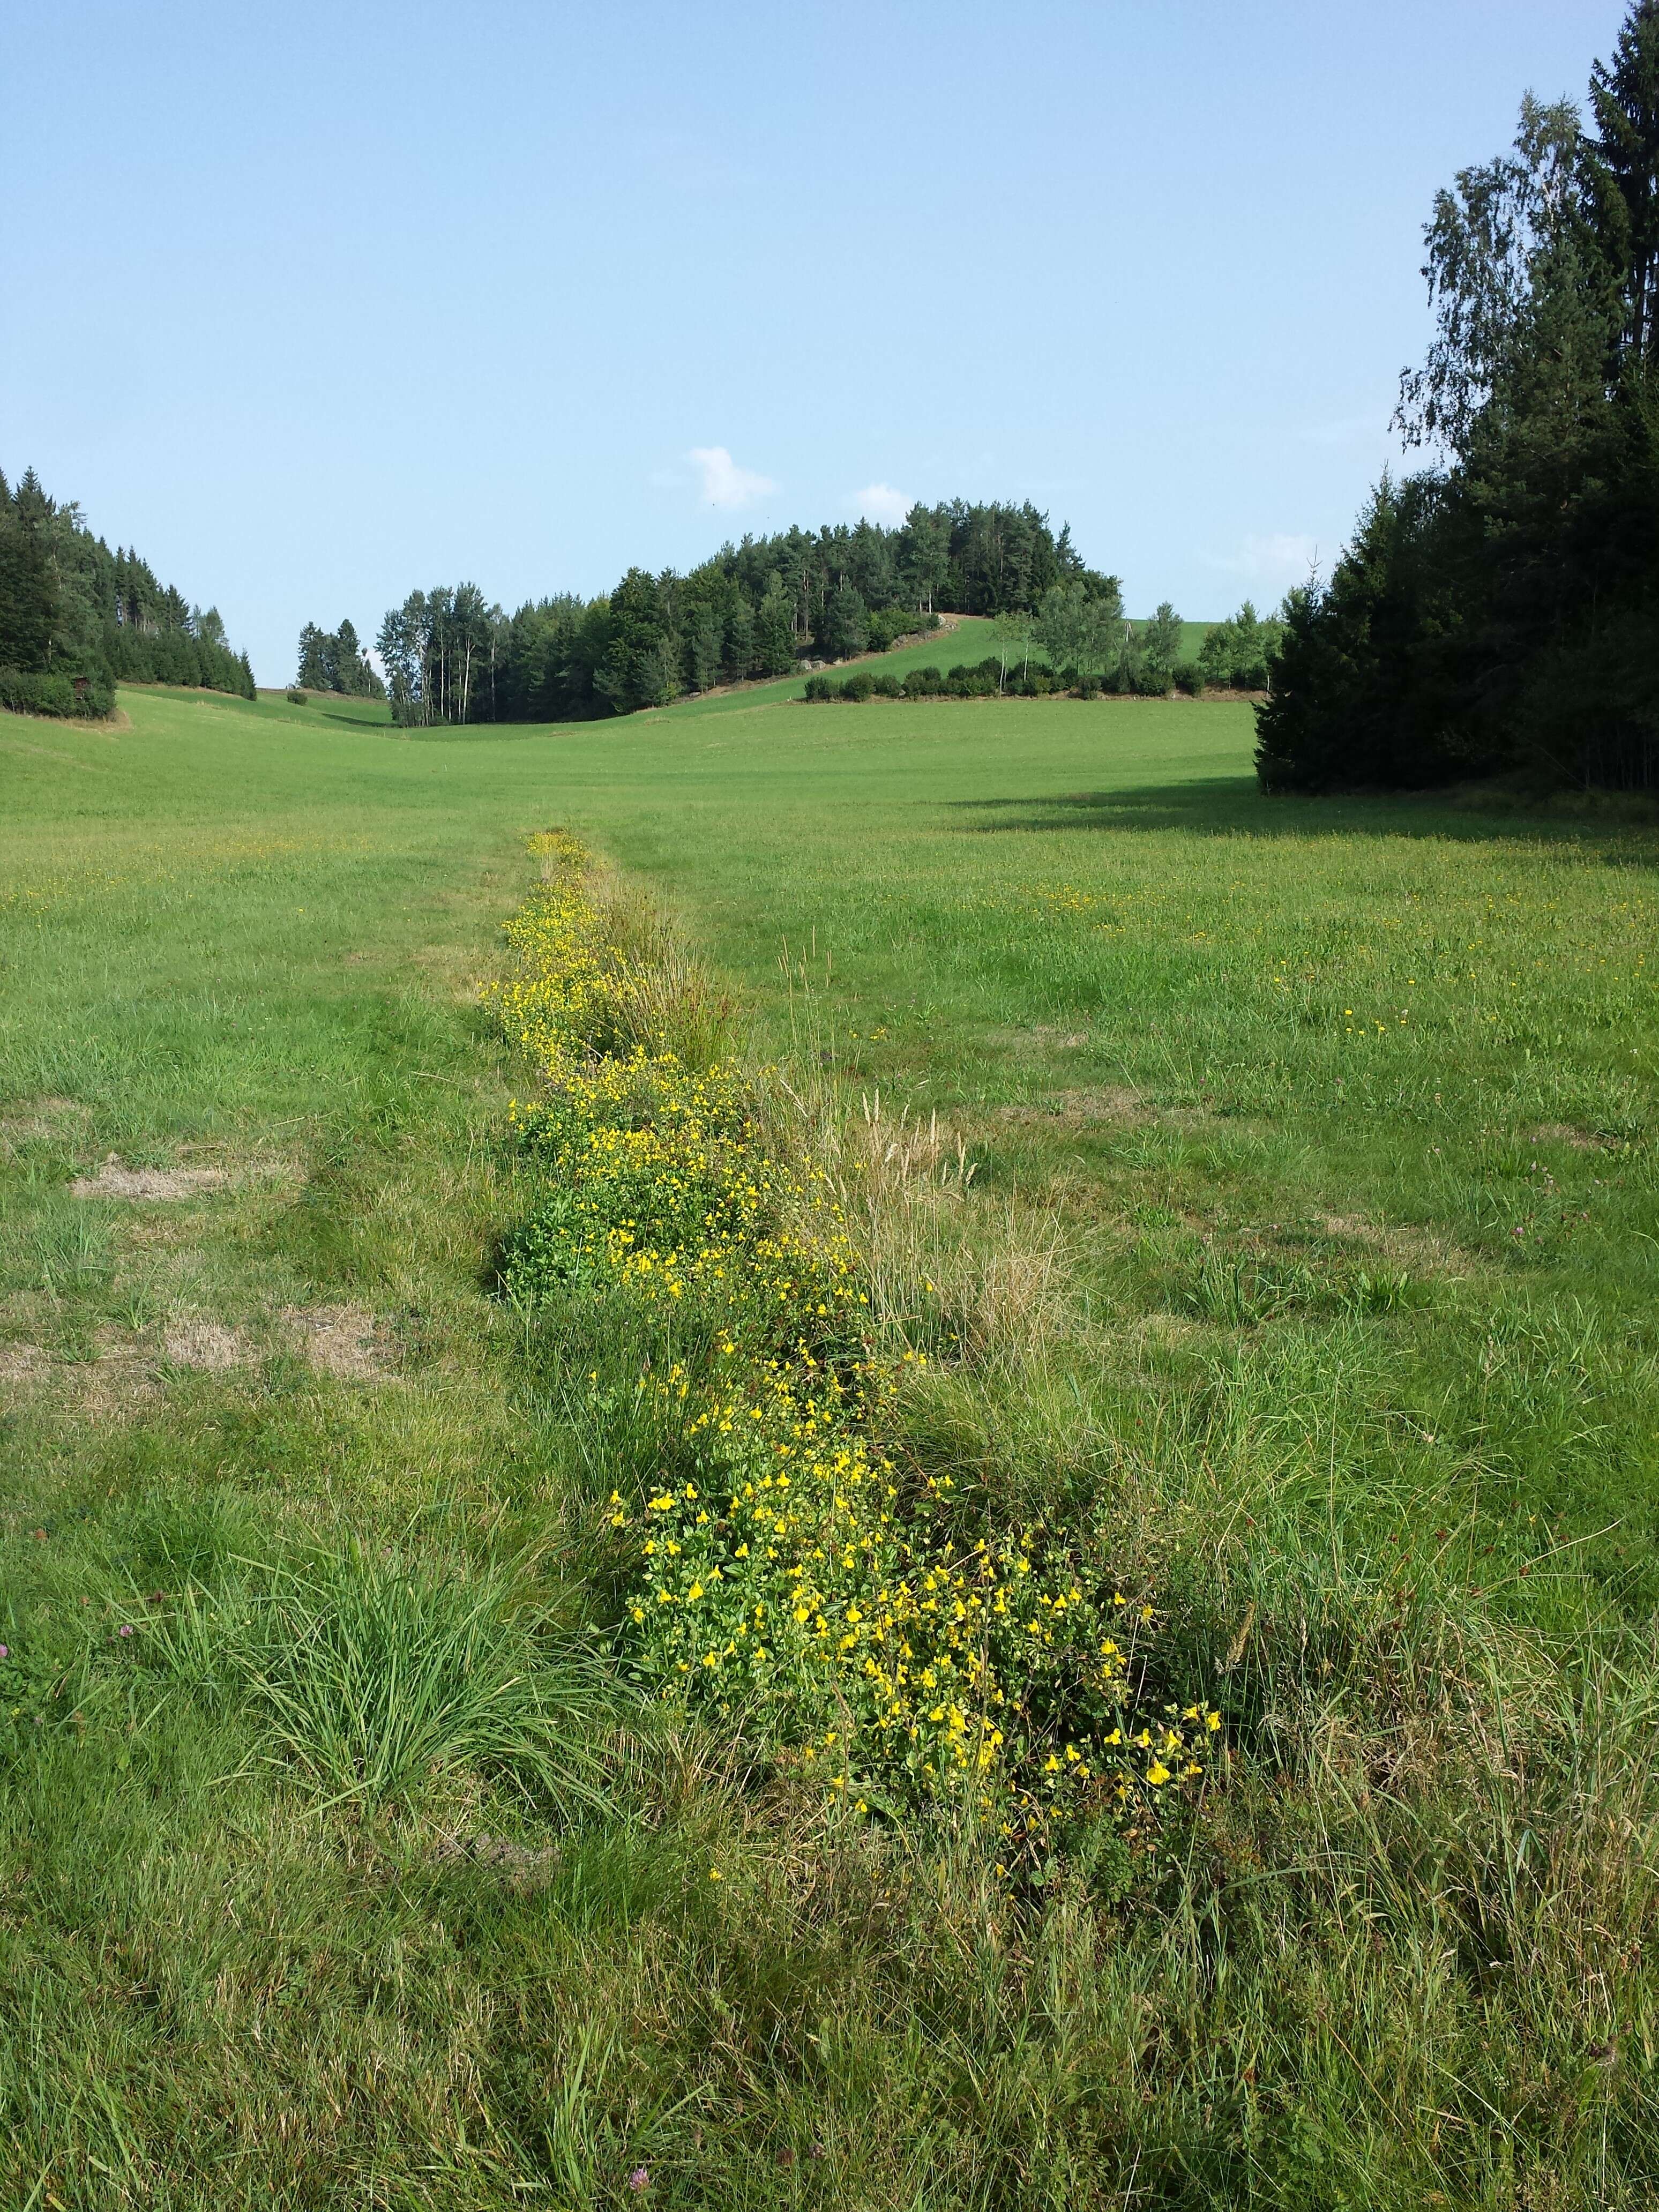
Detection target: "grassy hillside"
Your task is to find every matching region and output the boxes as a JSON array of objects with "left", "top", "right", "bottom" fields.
[
  {"left": 646, "top": 614, "right": 1005, "bottom": 717},
  {"left": 254, "top": 686, "right": 394, "bottom": 727},
  {"left": 2, "top": 682, "right": 1655, "bottom": 2206},
  {"left": 653, "top": 614, "right": 1214, "bottom": 714}
]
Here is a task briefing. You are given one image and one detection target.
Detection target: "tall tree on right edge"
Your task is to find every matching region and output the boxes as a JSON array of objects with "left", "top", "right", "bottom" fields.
[
  {"left": 1258, "top": 1, "right": 1659, "bottom": 795},
  {"left": 1587, "top": 0, "right": 1659, "bottom": 368}
]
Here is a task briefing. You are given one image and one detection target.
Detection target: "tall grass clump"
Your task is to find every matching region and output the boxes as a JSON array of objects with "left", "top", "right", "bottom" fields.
[{"left": 125, "top": 1540, "right": 618, "bottom": 1816}]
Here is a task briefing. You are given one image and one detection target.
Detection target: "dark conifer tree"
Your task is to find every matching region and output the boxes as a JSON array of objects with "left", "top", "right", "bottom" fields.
[
  {"left": 1259, "top": 1, "right": 1659, "bottom": 793},
  {"left": 295, "top": 616, "right": 384, "bottom": 696},
  {"left": 818, "top": 580, "right": 869, "bottom": 661},
  {"left": 1587, "top": 0, "right": 1659, "bottom": 367},
  {"left": 0, "top": 494, "right": 57, "bottom": 672}
]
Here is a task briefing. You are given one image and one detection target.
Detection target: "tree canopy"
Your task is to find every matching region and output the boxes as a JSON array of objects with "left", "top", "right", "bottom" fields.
[
  {"left": 296, "top": 618, "right": 384, "bottom": 698},
  {"left": 1258, "top": 0, "right": 1659, "bottom": 794},
  {"left": 0, "top": 466, "right": 253, "bottom": 718}
]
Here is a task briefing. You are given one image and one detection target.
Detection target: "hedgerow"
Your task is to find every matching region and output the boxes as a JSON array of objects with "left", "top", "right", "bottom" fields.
[
  {"left": 0, "top": 666, "right": 115, "bottom": 719},
  {"left": 484, "top": 833, "right": 1216, "bottom": 1861}
]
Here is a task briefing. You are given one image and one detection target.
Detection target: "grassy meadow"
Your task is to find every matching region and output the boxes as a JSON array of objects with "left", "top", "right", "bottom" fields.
[{"left": 2, "top": 678, "right": 1657, "bottom": 2208}]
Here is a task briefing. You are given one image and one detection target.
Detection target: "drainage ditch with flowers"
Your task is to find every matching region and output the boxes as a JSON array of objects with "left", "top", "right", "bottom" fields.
[{"left": 485, "top": 831, "right": 1218, "bottom": 1866}]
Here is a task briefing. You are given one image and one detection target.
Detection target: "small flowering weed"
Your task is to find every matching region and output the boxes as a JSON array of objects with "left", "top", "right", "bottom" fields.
[
  {"left": 0, "top": 1640, "right": 67, "bottom": 1759},
  {"left": 488, "top": 834, "right": 1216, "bottom": 1854}
]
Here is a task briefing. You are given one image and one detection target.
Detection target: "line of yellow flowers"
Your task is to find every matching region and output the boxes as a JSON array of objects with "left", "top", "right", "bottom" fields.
[{"left": 484, "top": 833, "right": 1217, "bottom": 1843}]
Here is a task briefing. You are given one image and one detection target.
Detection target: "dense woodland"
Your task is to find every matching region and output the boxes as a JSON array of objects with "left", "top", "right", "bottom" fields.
[
  {"left": 376, "top": 501, "right": 1131, "bottom": 725},
  {"left": 294, "top": 619, "right": 384, "bottom": 698},
  {"left": 0, "top": 468, "right": 253, "bottom": 719},
  {"left": 1259, "top": 0, "right": 1659, "bottom": 793}
]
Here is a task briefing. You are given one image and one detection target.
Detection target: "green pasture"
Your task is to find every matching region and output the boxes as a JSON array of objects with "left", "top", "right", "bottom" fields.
[{"left": 2, "top": 681, "right": 1656, "bottom": 2207}]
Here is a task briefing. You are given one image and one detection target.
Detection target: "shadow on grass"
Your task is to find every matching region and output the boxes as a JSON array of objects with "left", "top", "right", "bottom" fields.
[
  {"left": 950, "top": 776, "right": 1659, "bottom": 852},
  {"left": 397, "top": 723, "right": 569, "bottom": 744},
  {"left": 312, "top": 706, "right": 394, "bottom": 732}
]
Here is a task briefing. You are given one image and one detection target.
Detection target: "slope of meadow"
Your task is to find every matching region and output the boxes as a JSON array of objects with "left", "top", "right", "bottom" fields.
[{"left": 1, "top": 681, "right": 1656, "bottom": 2207}]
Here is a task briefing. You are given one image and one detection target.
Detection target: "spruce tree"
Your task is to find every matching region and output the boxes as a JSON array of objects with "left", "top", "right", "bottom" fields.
[
  {"left": 752, "top": 588, "right": 797, "bottom": 676},
  {"left": 0, "top": 503, "right": 57, "bottom": 671},
  {"left": 1141, "top": 602, "right": 1184, "bottom": 678},
  {"left": 723, "top": 597, "right": 755, "bottom": 681},
  {"left": 1587, "top": 0, "right": 1659, "bottom": 368},
  {"left": 295, "top": 623, "right": 329, "bottom": 690},
  {"left": 818, "top": 580, "right": 869, "bottom": 661},
  {"left": 335, "top": 618, "right": 363, "bottom": 693}
]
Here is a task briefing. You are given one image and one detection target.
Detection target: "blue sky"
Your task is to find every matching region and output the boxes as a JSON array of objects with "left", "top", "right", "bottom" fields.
[{"left": 1, "top": 0, "right": 1624, "bottom": 681}]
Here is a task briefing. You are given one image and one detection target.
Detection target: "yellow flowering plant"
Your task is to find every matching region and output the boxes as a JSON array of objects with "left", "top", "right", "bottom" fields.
[{"left": 485, "top": 834, "right": 1217, "bottom": 1855}]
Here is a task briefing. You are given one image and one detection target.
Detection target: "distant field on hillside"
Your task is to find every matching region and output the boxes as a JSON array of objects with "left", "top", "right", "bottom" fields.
[
  {"left": 3, "top": 679, "right": 1653, "bottom": 2203},
  {"left": 653, "top": 612, "right": 1219, "bottom": 716},
  {"left": 254, "top": 685, "right": 393, "bottom": 726}
]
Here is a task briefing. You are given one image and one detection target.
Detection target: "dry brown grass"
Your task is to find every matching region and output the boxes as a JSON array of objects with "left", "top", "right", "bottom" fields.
[
  {"left": 70, "top": 1154, "right": 229, "bottom": 1200},
  {"left": 283, "top": 1303, "right": 395, "bottom": 1380}
]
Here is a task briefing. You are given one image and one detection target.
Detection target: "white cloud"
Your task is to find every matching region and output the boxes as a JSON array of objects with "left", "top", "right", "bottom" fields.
[
  {"left": 847, "top": 481, "right": 913, "bottom": 526},
  {"left": 1205, "top": 533, "right": 1321, "bottom": 593},
  {"left": 686, "top": 445, "right": 776, "bottom": 509}
]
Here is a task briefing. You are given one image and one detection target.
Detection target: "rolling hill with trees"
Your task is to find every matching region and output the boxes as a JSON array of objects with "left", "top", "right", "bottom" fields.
[
  {"left": 374, "top": 499, "right": 1129, "bottom": 726},
  {"left": 0, "top": 468, "right": 253, "bottom": 719}
]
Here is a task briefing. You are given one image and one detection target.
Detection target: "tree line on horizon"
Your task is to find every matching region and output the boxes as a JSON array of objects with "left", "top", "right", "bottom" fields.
[
  {"left": 1260, "top": 0, "right": 1659, "bottom": 794},
  {"left": 0, "top": 468, "right": 253, "bottom": 719},
  {"left": 373, "top": 502, "right": 1148, "bottom": 726}
]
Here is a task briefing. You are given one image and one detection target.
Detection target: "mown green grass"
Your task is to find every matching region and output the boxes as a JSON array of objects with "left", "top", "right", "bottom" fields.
[{"left": 2, "top": 682, "right": 1656, "bottom": 2208}]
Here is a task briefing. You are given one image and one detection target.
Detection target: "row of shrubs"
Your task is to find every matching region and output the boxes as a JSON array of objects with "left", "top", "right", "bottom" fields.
[
  {"left": 0, "top": 665, "right": 116, "bottom": 719},
  {"left": 861, "top": 606, "right": 942, "bottom": 654},
  {"left": 804, "top": 656, "right": 1213, "bottom": 703}
]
